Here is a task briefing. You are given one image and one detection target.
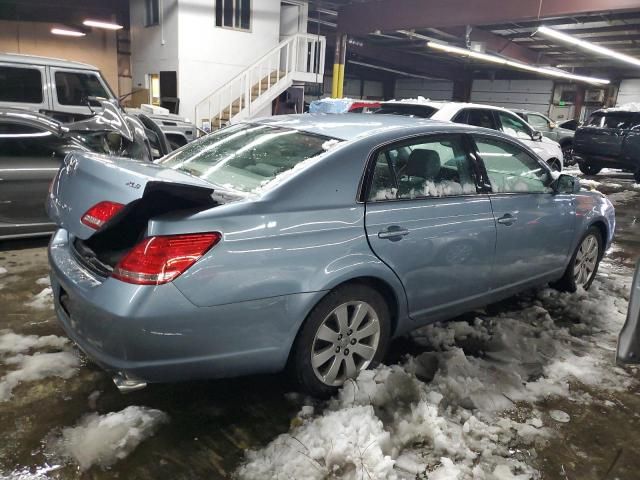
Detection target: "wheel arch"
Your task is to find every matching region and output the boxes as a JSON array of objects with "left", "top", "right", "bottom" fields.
[{"left": 588, "top": 220, "right": 608, "bottom": 259}]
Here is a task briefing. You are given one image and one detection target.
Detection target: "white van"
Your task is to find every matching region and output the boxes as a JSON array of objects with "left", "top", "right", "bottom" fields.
[{"left": 0, "top": 53, "right": 197, "bottom": 149}]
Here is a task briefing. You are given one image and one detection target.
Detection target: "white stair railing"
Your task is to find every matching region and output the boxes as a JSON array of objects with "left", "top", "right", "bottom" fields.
[{"left": 195, "top": 33, "right": 326, "bottom": 130}]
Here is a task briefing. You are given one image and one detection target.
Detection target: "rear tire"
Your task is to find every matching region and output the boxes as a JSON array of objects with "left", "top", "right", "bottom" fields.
[
  {"left": 634, "top": 169, "right": 640, "bottom": 184},
  {"left": 289, "top": 284, "right": 390, "bottom": 398},
  {"left": 579, "top": 163, "right": 602, "bottom": 176},
  {"left": 552, "top": 226, "right": 603, "bottom": 292}
]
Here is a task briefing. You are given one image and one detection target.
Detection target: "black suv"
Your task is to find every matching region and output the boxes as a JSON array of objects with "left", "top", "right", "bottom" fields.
[{"left": 573, "top": 108, "right": 640, "bottom": 182}]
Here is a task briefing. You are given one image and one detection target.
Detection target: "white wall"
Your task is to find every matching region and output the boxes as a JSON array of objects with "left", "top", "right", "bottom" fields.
[
  {"left": 130, "top": 0, "right": 179, "bottom": 94},
  {"left": 471, "top": 79, "right": 554, "bottom": 113},
  {"left": 178, "top": 0, "right": 282, "bottom": 121},
  {"left": 617, "top": 79, "right": 640, "bottom": 106},
  {"left": 394, "top": 79, "right": 454, "bottom": 101}
]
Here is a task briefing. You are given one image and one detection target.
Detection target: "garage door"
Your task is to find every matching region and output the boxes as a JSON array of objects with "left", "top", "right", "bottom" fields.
[
  {"left": 617, "top": 79, "right": 640, "bottom": 106},
  {"left": 394, "top": 79, "right": 454, "bottom": 101},
  {"left": 471, "top": 79, "right": 554, "bottom": 114}
]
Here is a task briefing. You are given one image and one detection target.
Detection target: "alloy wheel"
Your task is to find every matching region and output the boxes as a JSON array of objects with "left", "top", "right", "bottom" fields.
[
  {"left": 310, "top": 301, "right": 381, "bottom": 386},
  {"left": 574, "top": 234, "right": 599, "bottom": 287}
]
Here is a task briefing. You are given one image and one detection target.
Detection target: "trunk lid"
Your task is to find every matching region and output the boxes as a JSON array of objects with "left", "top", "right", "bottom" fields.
[{"left": 48, "top": 152, "right": 216, "bottom": 240}]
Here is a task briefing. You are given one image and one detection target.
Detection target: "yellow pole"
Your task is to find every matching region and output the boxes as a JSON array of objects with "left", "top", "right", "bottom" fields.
[
  {"left": 331, "top": 63, "right": 340, "bottom": 98},
  {"left": 332, "top": 33, "right": 347, "bottom": 98}
]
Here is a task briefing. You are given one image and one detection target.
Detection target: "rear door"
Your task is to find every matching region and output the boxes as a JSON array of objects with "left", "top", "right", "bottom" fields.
[
  {"left": 0, "top": 120, "right": 64, "bottom": 232},
  {"left": 471, "top": 134, "right": 575, "bottom": 291},
  {"left": 364, "top": 133, "right": 496, "bottom": 322}
]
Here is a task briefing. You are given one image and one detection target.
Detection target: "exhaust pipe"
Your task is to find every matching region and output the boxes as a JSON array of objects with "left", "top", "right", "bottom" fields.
[{"left": 112, "top": 372, "right": 147, "bottom": 393}]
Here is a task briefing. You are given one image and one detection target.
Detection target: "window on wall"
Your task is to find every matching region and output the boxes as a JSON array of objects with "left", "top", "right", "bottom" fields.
[
  {"left": 145, "top": 0, "right": 160, "bottom": 26},
  {"left": 215, "top": 0, "right": 251, "bottom": 30}
]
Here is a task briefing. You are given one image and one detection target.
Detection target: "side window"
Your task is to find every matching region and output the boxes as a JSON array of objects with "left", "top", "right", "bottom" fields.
[
  {"left": 474, "top": 136, "right": 552, "bottom": 194},
  {"left": 527, "top": 114, "right": 549, "bottom": 130},
  {"left": 54, "top": 71, "right": 109, "bottom": 106},
  {"left": 0, "top": 66, "right": 43, "bottom": 103},
  {"left": 0, "top": 123, "right": 58, "bottom": 157},
  {"left": 456, "top": 109, "right": 497, "bottom": 130},
  {"left": 497, "top": 111, "right": 533, "bottom": 140},
  {"left": 368, "top": 135, "right": 478, "bottom": 201}
]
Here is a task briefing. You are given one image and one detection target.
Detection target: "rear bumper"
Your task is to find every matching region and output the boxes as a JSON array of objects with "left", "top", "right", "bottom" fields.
[{"left": 48, "top": 229, "right": 323, "bottom": 383}]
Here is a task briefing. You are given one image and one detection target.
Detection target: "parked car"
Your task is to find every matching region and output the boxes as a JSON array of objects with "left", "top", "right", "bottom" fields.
[
  {"left": 617, "top": 260, "right": 640, "bottom": 365},
  {"left": 0, "top": 102, "right": 168, "bottom": 240},
  {"left": 573, "top": 108, "right": 640, "bottom": 182},
  {"left": 47, "top": 114, "right": 614, "bottom": 397},
  {"left": 374, "top": 100, "right": 565, "bottom": 171},
  {"left": 0, "top": 53, "right": 197, "bottom": 149},
  {"left": 512, "top": 109, "right": 575, "bottom": 165}
]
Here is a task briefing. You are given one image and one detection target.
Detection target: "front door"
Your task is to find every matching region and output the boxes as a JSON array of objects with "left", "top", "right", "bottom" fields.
[
  {"left": 471, "top": 134, "right": 576, "bottom": 291},
  {"left": 364, "top": 133, "right": 496, "bottom": 322},
  {"left": 0, "top": 120, "right": 63, "bottom": 235}
]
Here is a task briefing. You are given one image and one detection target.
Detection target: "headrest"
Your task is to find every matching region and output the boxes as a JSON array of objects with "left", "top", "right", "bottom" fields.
[{"left": 407, "top": 149, "right": 441, "bottom": 179}]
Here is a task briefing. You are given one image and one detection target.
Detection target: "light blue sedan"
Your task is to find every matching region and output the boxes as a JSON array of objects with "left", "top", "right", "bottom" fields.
[{"left": 47, "top": 114, "right": 615, "bottom": 397}]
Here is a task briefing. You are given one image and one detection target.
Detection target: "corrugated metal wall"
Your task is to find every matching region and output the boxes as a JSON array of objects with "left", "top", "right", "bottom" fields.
[
  {"left": 470, "top": 79, "right": 554, "bottom": 113},
  {"left": 616, "top": 79, "right": 640, "bottom": 106},
  {"left": 394, "top": 79, "right": 454, "bottom": 100}
]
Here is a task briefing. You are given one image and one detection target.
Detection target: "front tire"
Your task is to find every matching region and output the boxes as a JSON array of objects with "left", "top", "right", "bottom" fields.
[
  {"left": 289, "top": 284, "right": 390, "bottom": 398},
  {"left": 553, "top": 226, "right": 603, "bottom": 292},
  {"left": 561, "top": 141, "right": 574, "bottom": 166},
  {"left": 579, "top": 163, "right": 602, "bottom": 176}
]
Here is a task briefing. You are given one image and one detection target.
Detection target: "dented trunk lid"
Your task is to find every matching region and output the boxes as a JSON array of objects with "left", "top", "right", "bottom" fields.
[{"left": 47, "top": 152, "right": 217, "bottom": 240}]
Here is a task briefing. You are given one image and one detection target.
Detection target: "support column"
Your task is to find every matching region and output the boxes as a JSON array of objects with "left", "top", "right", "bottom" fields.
[{"left": 331, "top": 33, "right": 347, "bottom": 98}]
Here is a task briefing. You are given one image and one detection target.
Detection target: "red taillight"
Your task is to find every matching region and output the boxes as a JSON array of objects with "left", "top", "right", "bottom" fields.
[
  {"left": 81, "top": 201, "right": 125, "bottom": 229},
  {"left": 112, "top": 233, "right": 221, "bottom": 285}
]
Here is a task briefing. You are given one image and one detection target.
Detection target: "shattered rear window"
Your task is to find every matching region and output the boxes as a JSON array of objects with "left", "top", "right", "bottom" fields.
[{"left": 158, "top": 123, "right": 339, "bottom": 193}]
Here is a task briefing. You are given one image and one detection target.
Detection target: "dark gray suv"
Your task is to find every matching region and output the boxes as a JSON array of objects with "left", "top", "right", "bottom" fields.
[{"left": 573, "top": 109, "right": 640, "bottom": 182}]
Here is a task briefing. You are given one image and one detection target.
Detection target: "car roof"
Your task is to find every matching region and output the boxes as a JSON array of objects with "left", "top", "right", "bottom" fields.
[
  {"left": 252, "top": 112, "right": 486, "bottom": 141},
  {"left": 0, "top": 53, "right": 98, "bottom": 70}
]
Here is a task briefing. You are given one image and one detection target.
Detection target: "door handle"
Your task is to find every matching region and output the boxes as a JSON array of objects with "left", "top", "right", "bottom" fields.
[
  {"left": 378, "top": 226, "right": 410, "bottom": 240},
  {"left": 497, "top": 213, "right": 517, "bottom": 226}
]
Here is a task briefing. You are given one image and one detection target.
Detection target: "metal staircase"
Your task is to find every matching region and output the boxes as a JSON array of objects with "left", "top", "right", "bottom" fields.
[{"left": 195, "top": 33, "right": 326, "bottom": 131}]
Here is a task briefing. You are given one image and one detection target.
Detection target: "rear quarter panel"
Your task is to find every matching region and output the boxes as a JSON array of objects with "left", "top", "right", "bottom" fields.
[{"left": 162, "top": 139, "right": 410, "bottom": 328}]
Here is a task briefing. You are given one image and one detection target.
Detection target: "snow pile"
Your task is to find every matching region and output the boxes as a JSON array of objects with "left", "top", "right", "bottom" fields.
[
  {"left": 238, "top": 261, "right": 632, "bottom": 479},
  {"left": 579, "top": 178, "right": 601, "bottom": 189},
  {"left": 0, "top": 330, "right": 68, "bottom": 355},
  {"left": 36, "top": 276, "right": 50, "bottom": 286},
  {"left": 0, "top": 352, "right": 80, "bottom": 401},
  {"left": 614, "top": 102, "right": 640, "bottom": 112},
  {"left": 0, "top": 331, "right": 79, "bottom": 402},
  {"left": 25, "top": 287, "right": 53, "bottom": 310},
  {"left": 0, "top": 266, "right": 7, "bottom": 275},
  {"left": 47, "top": 406, "right": 169, "bottom": 470}
]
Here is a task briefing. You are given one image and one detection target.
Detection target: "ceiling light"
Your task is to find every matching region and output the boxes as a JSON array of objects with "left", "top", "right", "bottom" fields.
[
  {"left": 51, "top": 27, "right": 86, "bottom": 37},
  {"left": 426, "top": 41, "right": 610, "bottom": 85},
  {"left": 536, "top": 25, "right": 640, "bottom": 68},
  {"left": 83, "top": 19, "right": 123, "bottom": 30}
]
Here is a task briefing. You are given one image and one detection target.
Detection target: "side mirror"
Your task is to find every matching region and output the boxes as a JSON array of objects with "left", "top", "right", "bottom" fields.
[
  {"left": 532, "top": 130, "right": 543, "bottom": 141},
  {"left": 553, "top": 173, "right": 580, "bottom": 194},
  {"left": 618, "top": 260, "right": 640, "bottom": 365}
]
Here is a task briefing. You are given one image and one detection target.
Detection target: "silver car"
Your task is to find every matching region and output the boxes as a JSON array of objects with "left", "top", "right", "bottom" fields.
[{"left": 47, "top": 114, "right": 615, "bottom": 397}]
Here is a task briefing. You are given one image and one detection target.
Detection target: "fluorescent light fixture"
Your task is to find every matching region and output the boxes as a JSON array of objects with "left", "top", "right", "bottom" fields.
[
  {"left": 536, "top": 25, "right": 640, "bottom": 68},
  {"left": 426, "top": 41, "right": 610, "bottom": 85},
  {"left": 51, "top": 27, "right": 86, "bottom": 37},
  {"left": 83, "top": 19, "right": 123, "bottom": 30}
]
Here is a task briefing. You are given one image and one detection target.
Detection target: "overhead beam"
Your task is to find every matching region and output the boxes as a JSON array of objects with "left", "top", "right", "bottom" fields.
[
  {"left": 337, "top": 0, "right": 640, "bottom": 36},
  {"left": 441, "top": 26, "right": 551, "bottom": 65}
]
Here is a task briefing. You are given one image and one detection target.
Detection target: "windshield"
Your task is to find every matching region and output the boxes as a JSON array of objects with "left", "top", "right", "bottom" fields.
[
  {"left": 158, "top": 123, "right": 337, "bottom": 193},
  {"left": 374, "top": 104, "right": 439, "bottom": 118},
  {"left": 585, "top": 111, "right": 640, "bottom": 129}
]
